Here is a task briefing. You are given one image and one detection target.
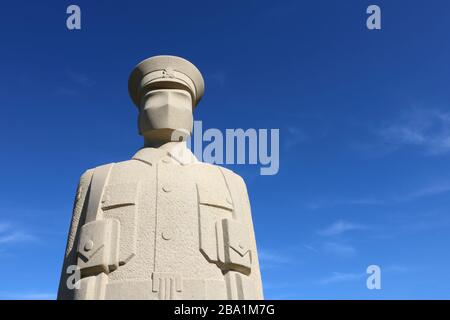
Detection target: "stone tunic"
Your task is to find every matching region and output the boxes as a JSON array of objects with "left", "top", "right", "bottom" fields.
[{"left": 58, "top": 144, "right": 263, "bottom": 300}]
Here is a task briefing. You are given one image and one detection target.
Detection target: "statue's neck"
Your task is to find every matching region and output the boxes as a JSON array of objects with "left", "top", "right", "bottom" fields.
[
  {"left": 143, "top": 128, "right": 190, "bottom": 149},
  {"left": 144, "top": 139, "right": 187, "bottom": 150},
  {"left": 144, "top": 139, "right": 169, "bottom": 148}
]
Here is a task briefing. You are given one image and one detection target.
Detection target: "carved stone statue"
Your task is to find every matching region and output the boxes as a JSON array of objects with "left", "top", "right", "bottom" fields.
[{"left": 57, "top": 55, "right": 264, "bottom": 300}]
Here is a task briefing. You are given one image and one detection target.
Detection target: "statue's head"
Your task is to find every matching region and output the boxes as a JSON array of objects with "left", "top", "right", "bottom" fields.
[{"left": 128, "top": 55, "right": 205, "bottom": 145}]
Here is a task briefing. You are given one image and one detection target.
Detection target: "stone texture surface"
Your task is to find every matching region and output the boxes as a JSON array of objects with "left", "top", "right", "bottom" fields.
[{"left": 58, "top": 55, "right": 264, "bottom": 300}]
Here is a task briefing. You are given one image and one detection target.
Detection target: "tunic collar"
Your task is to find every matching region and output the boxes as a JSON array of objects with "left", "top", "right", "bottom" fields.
[{"left": 132, "top": 142, "right": 198, "bottom": 166}]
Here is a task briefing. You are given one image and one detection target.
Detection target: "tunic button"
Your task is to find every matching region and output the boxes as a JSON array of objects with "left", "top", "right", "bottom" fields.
[
  {"left": 162, "top": 157, "right": 171, "bottom": 164},
  {"left": 162, "top": 185, "right": 171, "bottom": 192},
  {"left": 162, "top": 231, "right": 172, "bottom": 240},
  {"left": 84, "top": 240, "right": 94, "bottom": 251}
]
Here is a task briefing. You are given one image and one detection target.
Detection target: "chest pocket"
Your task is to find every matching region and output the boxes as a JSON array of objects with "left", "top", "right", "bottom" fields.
[
  {"left": 196, "top": 165, "right": 252, "bottom": 274},
  {"left": 197, "top": 176, "right": 234, "bottom": 211},
  {"left": 101, "top": 182, "right": 138, "bottom": 210},
  {"left": 100, "top": 181, "right": 140, "bottom": 265}
]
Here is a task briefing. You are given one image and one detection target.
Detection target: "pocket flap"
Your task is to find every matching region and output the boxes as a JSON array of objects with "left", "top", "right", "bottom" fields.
[
  {"left": 196, "top": 167, "right": 233, "bottom": 211},
  {"left": 101, "top": 182, "right": 138, "bottom": 210}
]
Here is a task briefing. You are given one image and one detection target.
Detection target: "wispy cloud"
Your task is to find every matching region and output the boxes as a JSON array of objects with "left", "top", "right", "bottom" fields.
[
  {"left": 307, "top": 198, "right": 384, "bottom": 210},
  {"left": 377, "top": 108, "right": 450, "bottom": 155},
  {"left": 0, "top": 232, "right": 35, "bottom": 245},
  {"left": 0, "top": 292, "right": 56, "bottom": 300},
  {"left": 318, "top": 271, "right": 365, "bottom": 285},
  {"left": 318, "top": 220, "right": 367, "bottom": 236},
  {"left": 54, "top": 70, "right": 96, "bottom": 96},
  {"left": 318, "top": 264, "right": 411, "bottom": 286},
  {"left": 67, "top": 71, "right": 96, "bottom": 87},
  {"left": 397, "top": 182, "right": 450, "bottom": 202},
  {"left": 383, "top": 265, "right": 411, "bottom": 273},
  {"left": 307, "top": 180, "right": 450, "bottom": 210},
  {"left": 302, "top": 244, "right": 319, "bottom": 253},
  {"left": 208, "top": 72, "right": 226, "bottom": 87},
  {"left": 0, "top": 222, "right": 36, "bottom": 246},
  {"left": 323, "top": 242, "right": 357, "bottom": 258},
  {"left": 284, "top": 126, "right": 307, "bottom": 150},
  {"left": 55, "top": 87, "right": 78, "bottom": 96},
  {"left": 399, "top": 216, "right": 450, "bottom": 233},
  {"left": 0, "top": 222, "right": 11, "bottom": 233},
  {"left": 258, "top": 249, "right": 291, "bottom": 270}
]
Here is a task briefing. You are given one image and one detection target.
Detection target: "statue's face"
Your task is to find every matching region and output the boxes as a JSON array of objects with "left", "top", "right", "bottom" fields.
[{"left": 138, "top": 89, "right": 193, "bottom": 142}]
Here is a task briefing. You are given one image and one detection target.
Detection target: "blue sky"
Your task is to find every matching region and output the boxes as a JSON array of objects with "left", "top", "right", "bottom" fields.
[{"left": 1, "top": 0, "right": 450, "bottom": 299}]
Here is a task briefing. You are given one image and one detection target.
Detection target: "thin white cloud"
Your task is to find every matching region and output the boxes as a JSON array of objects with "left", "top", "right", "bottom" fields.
[
  {"left": 377, "top": 108, "right": 450, "bottom": 155},
  {"left": 0, "top": 222, "right": 11, "bottom": 233},
  {"left": 384, "top": 265, "right": 410, "bottom": 273},
  {"left": 397, "top": 183, "right": 450, "bottom": 202},
  {"left": 208, "top": 72, "right": 227, "bottom": 87},
  {"left": 0, "top": 292, "right": 56, "bottom": 300},
  {"left": 318, "top": 220, "right": 366, "bottom": 236},
  {"left": 67, "top": 71, "right": 96, "bottom": 87},
  {"left": 307, "top": 180, "right": 450, "bottom": 210},
  {"left": 55, "top": 87, "right": 78, "bottom": 96},
  {"left": 318, "top": 271, "right": 365, "bottom": 285},
  {"left": 350, "top": 107, "right": 450, "bottom": 158},
  {"left": 258, "top": 249, "right": 291, "bottom": 270},
  {"left": 319, "top": 264, "right": 410, "bottom": 286},
  {"left": 323, "top": 242, "right": 357, "bottom": 258},
  {"left": 0, "top": 232, "right": 35, "bottom": 244},
  {"left": 307, "top": 198, "right": 384, "bottom": 210},
  {"left": 302, "top": 244, "right": 319, "bottom": 253},
  {"left": 284, "top": 126, "right": 307, "bottom": 150},
  {"left": 0, "top": 222, "right": 36, "bottom": 245}
]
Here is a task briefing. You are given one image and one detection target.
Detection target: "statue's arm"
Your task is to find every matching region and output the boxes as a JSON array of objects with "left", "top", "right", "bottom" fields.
[
  {"left": 220, "top": 169, "right": 264, "bottom": 298},
  {"left": 232, "top": 174, "right": 263, "bottom": 272},
  {"left": 57, "top": 169, "right": 93, "bottom": 300}
]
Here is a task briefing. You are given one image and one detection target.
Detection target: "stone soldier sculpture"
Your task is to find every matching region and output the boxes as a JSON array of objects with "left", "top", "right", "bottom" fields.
[{"left": 57, "top": 55, "right": 263, "bottom": 300}]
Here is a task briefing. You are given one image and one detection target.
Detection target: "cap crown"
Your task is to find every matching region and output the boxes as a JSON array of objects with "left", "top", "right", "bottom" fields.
[{"left": 128, "top": 55, "right": 205, "bottom": 108}]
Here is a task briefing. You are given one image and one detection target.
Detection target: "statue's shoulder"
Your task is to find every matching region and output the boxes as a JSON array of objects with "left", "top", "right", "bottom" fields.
[
  {"left": 113, "top": 158, "right": 150, "bottom": 173},
  {"left": 191, "top": 162, "right": 247, "bottom": 188},
  {"left": 81, "top": 158, "right": 150, "bottom": 181},
  {"left": 79, "top": 167, "right": 94, "bottom": 182}
]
